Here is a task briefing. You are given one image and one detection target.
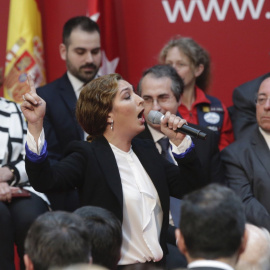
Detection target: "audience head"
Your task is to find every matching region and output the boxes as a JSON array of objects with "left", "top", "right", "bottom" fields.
[
  {"left": 137, "top": 64, "right": 184, "bottom": 131},
  {"left": 24, "top": 211, "right": 91, "bottom": 270},
  {"left": 236, "top": 224, "right": 270, "bottom": 270},
  {"left": 176, "top": 184, "right": 247, "bottom": 266},
  {"left": 159, "top": 36, "right": 210, "bottom": 91},
  {"left": 60, "top": 16, "right": 101, "bottom": 83},
  {"left": 256, "top": 77, "right": 270, "bottom": 132},
  {"left": 74, "top": 206, "right": 122, "bottom": 270}
]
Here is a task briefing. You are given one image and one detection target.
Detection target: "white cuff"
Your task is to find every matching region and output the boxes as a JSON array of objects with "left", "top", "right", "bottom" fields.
[
  {"left": 26, "top": 128, "right": 45, "bottom": 155},
  {"left": 170, "top": 135, "right": 192, "bottom": 155}
]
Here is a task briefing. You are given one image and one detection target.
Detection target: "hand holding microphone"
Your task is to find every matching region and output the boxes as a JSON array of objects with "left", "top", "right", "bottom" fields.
[{"left": 147, "top": 110, "right": 207, "bottom": 140}]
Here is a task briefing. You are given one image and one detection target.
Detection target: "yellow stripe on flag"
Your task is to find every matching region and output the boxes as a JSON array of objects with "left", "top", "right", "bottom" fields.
[{"left": 4, "top": 0, "right": 46, "bottom": 103}]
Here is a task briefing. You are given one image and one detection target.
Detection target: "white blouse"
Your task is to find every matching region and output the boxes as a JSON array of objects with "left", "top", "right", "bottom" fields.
[{"left": 110, "top": 143, "right": 163, "bottom": 265}]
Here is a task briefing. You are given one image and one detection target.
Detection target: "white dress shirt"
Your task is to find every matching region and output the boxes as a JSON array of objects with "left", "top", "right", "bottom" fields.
[{"left": 259, "top": 127, "right": 270, "bottom": 150}]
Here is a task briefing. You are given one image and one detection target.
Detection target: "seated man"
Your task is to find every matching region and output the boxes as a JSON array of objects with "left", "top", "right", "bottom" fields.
[
  {"left": 231, "top": 73, "right": 270, "bottom": 140},
  {"left": 24, "top": 211, "right": 91, "bottom": 270},
  {"left": 221, "top": 77, "right": 270, "bottom": 230},
  {"left": 74, "top": 206, "right": 122, "bottom": 270},
  {"left": 176, "top": 183, "right": 247, "bottom": 270},
  {"left": 236, "top": 224, "right": 270, "bottom": 270}
]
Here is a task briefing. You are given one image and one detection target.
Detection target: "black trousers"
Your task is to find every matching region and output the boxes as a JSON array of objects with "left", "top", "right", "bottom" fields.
[{"left": 0, "top": 192, "right": 49, "bottom": 270}]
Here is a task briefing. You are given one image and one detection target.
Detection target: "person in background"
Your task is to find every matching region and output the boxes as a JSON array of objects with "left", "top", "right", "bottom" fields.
[
  {"left": 176, "top": 184, "right": 247, "bottom": 270},
  {"left": 74, "top": 206, "right": 122, "bottom": 270},
  {"left": 24, "top": 211, "right": 91, "bottom": 270},
  {"left": 231, "top": 73, "right": 270, "bottom": 140},
  {"left": 36, "top": 16, "right": 102, "bottom": 211},
  {"left": 159, "top": 36, "right": 234, "bottom": 151},
  {"left": 0, "top": 97, "right": 49, "bottom": 270},
  {"left": 235, "top": 224, "right": 270, "bottom": 270},
  {"left": 221, "top": 77, "right": 270, "bottom": 231},
  {"left": 137, "top": 64, "right": 226, "bottom": 268},
  {"left": 22, "top": 73, "right": 202, "bottom": 268}
]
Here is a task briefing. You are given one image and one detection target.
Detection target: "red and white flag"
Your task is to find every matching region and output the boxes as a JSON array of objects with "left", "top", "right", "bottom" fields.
[{"left": 88, "top": 0, "right": 120, "bottom": 76}]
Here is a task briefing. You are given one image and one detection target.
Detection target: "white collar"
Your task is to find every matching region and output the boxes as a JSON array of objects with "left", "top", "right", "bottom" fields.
[
  {"left": 147, "top": 124, "right": 166, "bottom": 143},
  {"left": 259, "top": 127, "right": 270, "bottom": 150},
  {"left": 188, "top": 260, "right": 234, "bottom": 270}
]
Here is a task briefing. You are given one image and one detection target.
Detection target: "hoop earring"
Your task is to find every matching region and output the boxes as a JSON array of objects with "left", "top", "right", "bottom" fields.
[{"left": 110, "top": 120, "right": 114, "bottom": 130}]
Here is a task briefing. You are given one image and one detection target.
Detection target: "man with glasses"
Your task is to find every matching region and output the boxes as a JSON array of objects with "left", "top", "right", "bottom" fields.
[
  {"left": 221, "top": 77, "right": 270, "bottom": 231},
  {"left": 137, "top": 64, "right": 226, "bottom": 269},
  {"left": 231, "top": 73, "right": 270, "bottom": 140}
]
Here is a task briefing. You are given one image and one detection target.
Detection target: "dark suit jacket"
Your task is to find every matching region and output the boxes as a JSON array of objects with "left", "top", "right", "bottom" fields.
[
  {"left": 232, "top": 73, "right": 270, "bottom": 140},
  {"left": 26, "top": 136, "right": 202, "bottom": 254},
  {"left": 37, "top": 73, "right": 84, "bottom": 163},
  {"left": 136, "top": 124, "right": 226, "bottom": 186},
  {"left": 221, "top": 127, "right": 270, "bottom": 230}
]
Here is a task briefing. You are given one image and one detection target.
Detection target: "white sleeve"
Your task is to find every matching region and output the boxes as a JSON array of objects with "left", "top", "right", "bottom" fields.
[{"left": 26, "top": 128, "right": 45, "bottom": 155}]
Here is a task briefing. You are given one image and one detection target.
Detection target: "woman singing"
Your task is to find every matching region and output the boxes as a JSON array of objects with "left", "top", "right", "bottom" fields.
[{"left": 22, "top": 73, "right": 201, "bottom": 268}]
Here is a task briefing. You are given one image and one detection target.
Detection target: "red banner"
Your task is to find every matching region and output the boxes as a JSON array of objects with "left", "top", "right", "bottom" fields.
[{"left": 88, "top": 0, "right": 270, "bottom": 106}]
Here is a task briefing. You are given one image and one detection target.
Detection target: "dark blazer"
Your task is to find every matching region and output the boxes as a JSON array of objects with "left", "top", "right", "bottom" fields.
[
  {"left": 136, "top": 124, "right": 226, "bottom": 186},
  {"left": 26, "top": 136, "right": 202, "bottom": 254},
  {"left": 221, "top": 127, "right": 270, "bottom": 230},
  {"left": 37, "top": 73, "right": 84, "bottom": 163},
  {"left": 231, "top": 73, "right": 270, "bottom": 140}
]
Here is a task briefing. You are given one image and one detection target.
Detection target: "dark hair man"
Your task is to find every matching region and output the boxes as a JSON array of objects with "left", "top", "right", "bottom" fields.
[
  {"left": 176, "top": 184, "right": 247, "bottom": 270},
  {"left": 74, "top": 206, "right": 122, "bottom": 270},
  {"left": 37, "top": 16, "right": 102, "bottom": 210},
  {"left": 24, "top": 211, "right": 91, "bottom": 270}
]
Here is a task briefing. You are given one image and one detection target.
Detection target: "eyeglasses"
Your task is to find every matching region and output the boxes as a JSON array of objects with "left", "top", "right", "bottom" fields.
[
  {"left": 255, "top": 96, "right": 270, "bottom": 105},
  {"left": 143, "top": 95, "right": 174, "bottom": 106}
]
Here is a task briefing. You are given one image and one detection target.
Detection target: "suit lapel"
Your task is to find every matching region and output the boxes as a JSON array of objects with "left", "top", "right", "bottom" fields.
[
  {"left": 92, "top": 136, "right": 123, "bottom": 209},
  {"left": 59, "top": 74, "right": 84, "bottom": 140},
  {"left": 251, "top": 128, "right": 270, "bottom": 178}
]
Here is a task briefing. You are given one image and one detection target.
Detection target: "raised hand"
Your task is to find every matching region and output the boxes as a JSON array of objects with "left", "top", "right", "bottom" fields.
[{"left": 21, "top": 74, "right": 46, "bottom": 143}]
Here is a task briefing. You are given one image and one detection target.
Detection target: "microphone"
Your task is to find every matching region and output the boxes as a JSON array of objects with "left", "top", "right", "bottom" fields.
[{"left": 147, "top": 110, "right": 207, "bottom": 140}]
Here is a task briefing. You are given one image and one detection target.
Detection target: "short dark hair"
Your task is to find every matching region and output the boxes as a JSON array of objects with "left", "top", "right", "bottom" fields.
[
  {"left": 137, "top": 64, "right": 184, "bottom": 102},
  {"left": 180, "top": 184, "right": 246, "bottom": 259},
  {"left": 74, "top": 206, "right": 122, "bottom": 270},
  {"left": 62, "top": 16, "right": 100, "bottom": 46},
  {"left": 24, "top": 211, "right": 91, "bottom": 270}
]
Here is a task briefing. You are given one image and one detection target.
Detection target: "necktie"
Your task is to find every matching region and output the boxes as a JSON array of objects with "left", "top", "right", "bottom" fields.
[
  {"left": 157, "top": 137, "right": 174, "bottom": 164},
  {"left": 157, "top": 137, "right": 181, "bottom": 226}
]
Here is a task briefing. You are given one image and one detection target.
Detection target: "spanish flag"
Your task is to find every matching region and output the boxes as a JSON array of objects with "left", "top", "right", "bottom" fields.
[{"left": 4, "top": 0, "right": 46, "bottom": 103}]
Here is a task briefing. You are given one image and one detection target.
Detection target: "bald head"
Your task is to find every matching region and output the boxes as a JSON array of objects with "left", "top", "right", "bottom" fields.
[{"left": 236, "top": 224, "right": 270, "bottom": 270}]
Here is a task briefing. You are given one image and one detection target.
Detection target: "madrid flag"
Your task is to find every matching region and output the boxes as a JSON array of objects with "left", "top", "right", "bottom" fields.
[
  {"left": 4, "top": 0, "right": 46, "bottom": 103},
  {"left": 88, "top": 0, "right": 120, "bottom": 76}
]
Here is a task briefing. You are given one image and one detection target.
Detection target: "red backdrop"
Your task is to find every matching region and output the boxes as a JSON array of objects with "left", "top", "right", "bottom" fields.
[{"left": 1, "top": 0, "right": 270, "bottom": 106}]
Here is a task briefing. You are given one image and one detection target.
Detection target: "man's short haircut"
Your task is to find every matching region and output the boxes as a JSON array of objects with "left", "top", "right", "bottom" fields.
[
  {"left": 137, "top": 64, "right": 184, "bottom": 102},
  {"left": 180, "top": 183, "right": 246, "bottom": 259},
  {"left": 24, "top": 211, "right": 91, "bottom": 270},
  {"left": 74, "top": 206, "right": 122, "bottom": 270},
  {"left": 63, "top": 16, "right": 100, "bottom": 46}
]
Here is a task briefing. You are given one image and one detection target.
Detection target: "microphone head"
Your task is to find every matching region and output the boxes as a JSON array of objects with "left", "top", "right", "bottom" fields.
[{"left": 147, "top": 110, "right": 164, "bottom": 124}]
